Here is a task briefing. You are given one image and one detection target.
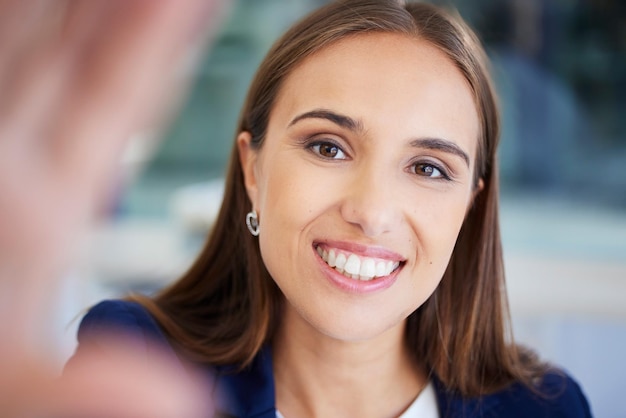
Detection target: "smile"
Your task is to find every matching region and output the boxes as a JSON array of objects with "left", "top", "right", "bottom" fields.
[{"left": 315, "top": 244, "right": 401, "bottom": 281}]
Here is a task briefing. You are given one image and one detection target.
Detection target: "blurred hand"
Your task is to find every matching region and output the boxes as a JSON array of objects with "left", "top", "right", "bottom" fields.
[
  {"left": 0, "top": 0, "right": 226, "bottom": 415},
  {"left": 3, "top": 333, "right": 215, "bottom": 418},
  {"left": 55, "top": 334, "right": 215, "bottom": 418}
]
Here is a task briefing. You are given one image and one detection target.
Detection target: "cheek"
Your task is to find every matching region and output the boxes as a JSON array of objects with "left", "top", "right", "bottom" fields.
[
  {"left": 398, "top": 194, "right": 469, "bottom": 315},
  {"left": 258, "top": 159, "right": 326, "bottom": 231},
  {"left": 410, "top": 191, "right": 471, "bottom": 269},
  {"left": 255, "top": 157, "right": 335, "bottom": 279}
]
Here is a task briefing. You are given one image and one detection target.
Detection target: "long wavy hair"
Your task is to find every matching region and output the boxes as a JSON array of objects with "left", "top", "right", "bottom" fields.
[{"left": 132, "top": 0, "right": 545, "bottom": 396}]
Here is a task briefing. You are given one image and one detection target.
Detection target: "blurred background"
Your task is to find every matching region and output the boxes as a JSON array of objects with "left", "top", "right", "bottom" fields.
[{"left": 54, "top": 1, "right": 625, "bottom": 417}]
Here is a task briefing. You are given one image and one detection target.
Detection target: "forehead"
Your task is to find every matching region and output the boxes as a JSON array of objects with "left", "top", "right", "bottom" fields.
[{"left": 270, "top": 32, "right": 480, "bottom": 157}]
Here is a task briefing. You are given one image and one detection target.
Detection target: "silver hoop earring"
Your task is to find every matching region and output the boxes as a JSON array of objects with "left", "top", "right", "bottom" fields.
[{"left": 246, "top": 210, "right": 260, "bottom": 236}]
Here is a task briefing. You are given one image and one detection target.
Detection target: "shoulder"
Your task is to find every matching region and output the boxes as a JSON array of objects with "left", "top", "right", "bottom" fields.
[
  {"left": 491, "top": 370, "right": 591, "bottom": 417},
  {"left": 78, "top": 299, "right": 160, "bottom": 337},
  {"left": 74, "top": 300, "right": 276, "bottom": 417},
  {"left": 435, "top": 370, "right": 593, "bottom": 417},
  {"left": 73, "top": 299, "right": 175, "bottom": 356}
]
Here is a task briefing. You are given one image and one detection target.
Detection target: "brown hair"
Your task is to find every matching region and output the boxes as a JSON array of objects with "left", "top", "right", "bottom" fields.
[{"left": 132, "top": 0, "right": 545, "bottom": 396}]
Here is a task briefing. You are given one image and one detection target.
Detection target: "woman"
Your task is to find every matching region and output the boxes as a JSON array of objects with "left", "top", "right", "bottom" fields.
[{"left": 75, "top": 1, "right": 592, "bottom": 417}]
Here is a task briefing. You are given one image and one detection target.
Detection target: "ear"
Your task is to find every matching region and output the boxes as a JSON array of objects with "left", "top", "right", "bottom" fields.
[
  {"left": 474, "top": 178, "right": 485, "bottom": 198},
  {"left": 466, "top": 178, "right": 484, "bottom": 215},
  {"left": 237, "top": 131, "right": 259, "bottom": 210}
]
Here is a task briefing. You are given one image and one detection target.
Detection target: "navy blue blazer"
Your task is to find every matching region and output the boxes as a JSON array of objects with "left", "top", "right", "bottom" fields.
[{"left": 72, "top": 300, "right": 593, "bottom": 417}]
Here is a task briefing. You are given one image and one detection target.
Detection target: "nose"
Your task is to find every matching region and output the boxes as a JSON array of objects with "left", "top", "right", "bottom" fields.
[{"left": 339, "top": 162, "right": 402, "bottom": 237}]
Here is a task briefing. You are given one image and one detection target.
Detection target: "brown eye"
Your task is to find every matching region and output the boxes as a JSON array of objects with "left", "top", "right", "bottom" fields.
[
  {"left": 311, "top": 142, "right": 346, "bottom": 159},
  {"left": 320, "top": 144, "right": 338, "bottom": 158},
  {"left": 413, "top": 163, "right": 445, "bottom": 179}
]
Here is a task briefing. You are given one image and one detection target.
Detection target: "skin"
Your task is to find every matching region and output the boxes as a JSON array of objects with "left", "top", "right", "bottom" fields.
[
  {"left": 0, "top": 1, "right": 225, "bottom": 416},
  {"left": 239, "top": 33, "right": 481, "bottom": 417}
]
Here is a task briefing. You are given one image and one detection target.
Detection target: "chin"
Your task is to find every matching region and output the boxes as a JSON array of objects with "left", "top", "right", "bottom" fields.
[{"left": 300, "top": 304, "right": 411, "bottom": 344}]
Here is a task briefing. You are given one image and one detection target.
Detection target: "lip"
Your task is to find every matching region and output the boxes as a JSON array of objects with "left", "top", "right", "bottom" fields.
[{"left": 312, "top": 242, "right": 404, "bottom": 294}]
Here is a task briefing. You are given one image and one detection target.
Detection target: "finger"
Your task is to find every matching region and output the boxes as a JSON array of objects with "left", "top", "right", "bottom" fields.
[
  {"left": 51, "top": 0, "right": 225, "bottom": 208},
  {"left": 0, "top": 1, "right": 114, "bottom": 137},
  {"left": 0, "top": 0, "right": 50, "bottom": 65}
]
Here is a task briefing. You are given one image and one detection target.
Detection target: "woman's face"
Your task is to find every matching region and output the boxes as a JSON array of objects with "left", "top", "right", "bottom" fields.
[{"left": 239, "top": 33, "right": 480, "bottom": 342}]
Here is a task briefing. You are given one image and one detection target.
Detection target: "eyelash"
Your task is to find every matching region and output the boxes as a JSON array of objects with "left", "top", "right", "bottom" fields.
[{"left": 305, "top": 138, "right": 452, "bottom": 181}]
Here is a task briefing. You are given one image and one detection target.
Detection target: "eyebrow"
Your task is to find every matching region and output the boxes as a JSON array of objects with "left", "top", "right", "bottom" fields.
[
  {"left": 288, "top": 109, "right": 365, "bottom": 133},
  {"left": 410, "top": 137, "right": 470, "bottom": 167},
  {"left": 288, "top": 108, "right": 470, "bottom": 167}
]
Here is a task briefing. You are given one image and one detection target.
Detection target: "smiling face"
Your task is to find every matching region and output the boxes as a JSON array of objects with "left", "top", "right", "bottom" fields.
[{"left": 239, "top": 33, "right": 481, "bottom": 343}]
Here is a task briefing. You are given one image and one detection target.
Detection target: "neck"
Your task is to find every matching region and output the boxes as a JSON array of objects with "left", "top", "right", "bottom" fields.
[{"left": 273, "top": 305, "right": 426, "bottom": 418}]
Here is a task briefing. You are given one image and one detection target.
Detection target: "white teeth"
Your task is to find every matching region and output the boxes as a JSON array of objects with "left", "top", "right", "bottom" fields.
[
  {"left": 328, "top": 250, "right": 336, "bottom": 267},
  {"left": 316, "top": 245, "right": 401, "bottom": 282},
  {"left": 360, "top": 258, "right": 376, "bottom": 279},
  {"left": 335, "top": 253, "right": 347, "bottom": 272},
  {"left": 344, "top": 254, "right": 360, "bottom": 275},
  {"left": 375, "top": 261, "right": 387, "bottom": 277}
]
